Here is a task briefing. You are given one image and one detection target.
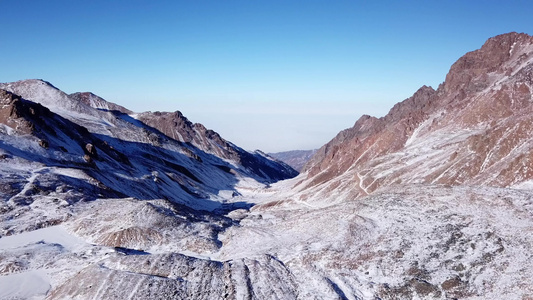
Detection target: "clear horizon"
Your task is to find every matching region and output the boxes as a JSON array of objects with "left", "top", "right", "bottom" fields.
[{"left": 2, "top": 0, "right": 533, "bottom": 152}]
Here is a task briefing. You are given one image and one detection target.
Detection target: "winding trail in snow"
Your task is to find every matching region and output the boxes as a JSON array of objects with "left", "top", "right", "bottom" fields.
[{"left": 356, "top": 172, "right": 369, "bottom": 196}]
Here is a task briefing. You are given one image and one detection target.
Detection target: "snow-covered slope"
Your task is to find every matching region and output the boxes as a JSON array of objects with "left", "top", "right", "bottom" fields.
[
  {"left": 3, "top": 183, "right": 532, "bottom": 299},
  {"left": 0, "top": 80, "right": 299, "bottom": 298},
  {"left": 2, "top": 32, "right": 533, "bottom": 300},
  {"left": 69, "top": 91, "right": 132, "bottom": 114},
  {"left": 297, "top": 32, "right": 533, "bottom": 204}
]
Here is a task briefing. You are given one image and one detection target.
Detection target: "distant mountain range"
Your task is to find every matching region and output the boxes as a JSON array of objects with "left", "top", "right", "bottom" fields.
[
  {"left": 268, "top": 149, "right": 317, "bottom": 171},
  {"left": 2, "top": 32, "right": 533, "bottom": 299}
]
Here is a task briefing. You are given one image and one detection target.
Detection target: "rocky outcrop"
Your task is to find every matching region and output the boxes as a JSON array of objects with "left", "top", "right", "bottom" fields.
[
  {"left": 0, "top": 88, "right": 55, "bottom": 135},
  {"left": 137, "top": 111, "right": 236, "bottom": 159},
  {"left": 442, "top": 32, "right": 533, "bottom": 99}
]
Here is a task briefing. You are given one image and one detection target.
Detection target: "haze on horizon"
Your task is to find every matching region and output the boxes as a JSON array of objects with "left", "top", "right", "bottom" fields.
[{"left": 2, "top": 0, "right": 533, "bottom": 152}]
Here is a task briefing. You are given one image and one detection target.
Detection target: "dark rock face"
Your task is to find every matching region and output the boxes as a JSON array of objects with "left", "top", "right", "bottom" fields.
[
  {"left": 38, "top": 140, "right": 49, "bottom": 149},
  {"left": 84, "top": 143, "right": 97, "bottom": 157},
  {"left": 0, "top": 89, "right": 54, "bottom": 135}
]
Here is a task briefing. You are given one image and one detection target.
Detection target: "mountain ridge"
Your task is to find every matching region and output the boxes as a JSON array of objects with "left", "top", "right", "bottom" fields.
[
  {"left": 136, "top": 110, "right": 297, "bottom": 181},
  {"left": 298, "top": 31, "right": 533, "bottom": 203},
  {"left": 0, "top": 79, "right": 297, "bottom": 185}
]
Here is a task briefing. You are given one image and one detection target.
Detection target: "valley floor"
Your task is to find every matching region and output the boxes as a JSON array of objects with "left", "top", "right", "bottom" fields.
[{"left": 1, "top": 178, "right": 533, "bottom": 299}]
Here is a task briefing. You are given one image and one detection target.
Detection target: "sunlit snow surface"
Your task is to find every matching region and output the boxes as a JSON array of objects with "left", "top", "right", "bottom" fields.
[
  {"left": 1, "top": 181, "right": 532, "bottom": 299},
  {"left": 0, "top": 226, "right": 93, "bottom": 299}
]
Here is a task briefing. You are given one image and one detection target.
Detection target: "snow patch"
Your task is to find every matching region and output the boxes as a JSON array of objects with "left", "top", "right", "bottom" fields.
[
  {"left": 0, "top": 270, "right": 50, "bottom": 300},
  {"left": 0, "top": 225, "right": 87, "bottom": 251}
]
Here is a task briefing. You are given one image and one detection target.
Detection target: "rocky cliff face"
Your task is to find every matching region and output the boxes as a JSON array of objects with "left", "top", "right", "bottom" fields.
[
  {"left": 299, "top": 32, "right": 533, "bottom": 202},
  {"left": 0, "top": 89, "right": 40, "bottom": 135}
]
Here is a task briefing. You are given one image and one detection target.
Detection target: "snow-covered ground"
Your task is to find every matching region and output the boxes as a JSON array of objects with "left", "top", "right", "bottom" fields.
[
  {"left": 0, "top": 225, "right": 97, "bottom": 300},
  {"left": 2, "top": 181, "right": 532, "bottom": 299}
]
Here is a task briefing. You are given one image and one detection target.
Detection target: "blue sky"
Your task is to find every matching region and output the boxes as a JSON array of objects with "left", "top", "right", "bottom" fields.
[{"left": 2, "top": 1, "right": 533, "bottom": 152}]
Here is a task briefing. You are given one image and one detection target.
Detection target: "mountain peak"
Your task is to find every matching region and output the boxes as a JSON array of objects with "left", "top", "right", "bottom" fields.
[
  {"left": 1, "top": 79, "right": 60, "bottom": 92},
  {"left": 442, "top": 32, "right": 533, "bottom": 97},
  {"left": 69, "top": 91, "right": 132, "bottom": 114},
  {"left": 484, "top": 31, "right": 532, "bottom": 50},
  {"left": 23, "top": 79, "right": 59, "bottom": 89}
]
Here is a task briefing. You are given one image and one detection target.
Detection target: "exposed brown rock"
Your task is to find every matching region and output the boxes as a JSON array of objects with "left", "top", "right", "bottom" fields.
[
  {"left": 300, "top": 32, "right": 533, "bottom": 200},
  {"left": 442, "top": 32, "right": 532, "bottom": 98},
  {"left": 137, "top": 111, "right": 237, "bottom": 159},
  {"left": 0, "top": 89, "right": 35, "bottom": 134},
  {"left": 83, "top": 154, "right": 93, "bottom": 163}
]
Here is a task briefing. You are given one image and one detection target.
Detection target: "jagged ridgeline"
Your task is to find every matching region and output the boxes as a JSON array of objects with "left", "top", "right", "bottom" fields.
[{"left": 1, "top": 32, "right": 533, "bottom": 299}]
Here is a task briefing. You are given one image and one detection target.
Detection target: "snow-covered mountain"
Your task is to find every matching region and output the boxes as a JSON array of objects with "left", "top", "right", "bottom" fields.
[
  {"left": 0, "top": 80, "right": 296, "bottom": 179},
  {"left": 296, "top": 32, "right": 533, "bottom": 204},
  {"left": 0, "top": 80, "right": 297, "bottom": 233},
  {"left": 2, "top": 32, "right": 533, "bottom": 300}
]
